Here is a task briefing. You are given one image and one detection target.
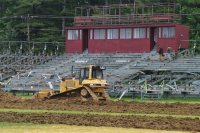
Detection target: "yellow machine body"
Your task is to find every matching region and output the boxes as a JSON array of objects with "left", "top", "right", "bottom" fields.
[
  {"left": 60, "top": 79, "right": 81, "bottom": 93},
  {"left": 34, "top": 65, "right": 109, "bottom": 101}
]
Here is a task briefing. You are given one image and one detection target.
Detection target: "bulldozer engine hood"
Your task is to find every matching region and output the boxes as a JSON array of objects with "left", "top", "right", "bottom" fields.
[{"left": 82, "top": 79, "right": 108, "bottom": 88}]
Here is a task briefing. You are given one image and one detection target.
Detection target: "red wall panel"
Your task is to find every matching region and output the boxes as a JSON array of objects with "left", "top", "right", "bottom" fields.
[
  {"left": 65, "top": 40, "right": 83, "bottom": 53},
  {"left": 156, "top": 24, "right": 189, "bottom": 52},
  {"left": 65, "top": 24, "right": 189, "bottom": 54},
  {"left": 176, "top": 25, "right": 189, "bottom": 49},
  {"left": 157, "top": 38, "right": 177, "bottom": 52},
  {"left": 88, "top": 39, "right": 150, "bottom": 53}
]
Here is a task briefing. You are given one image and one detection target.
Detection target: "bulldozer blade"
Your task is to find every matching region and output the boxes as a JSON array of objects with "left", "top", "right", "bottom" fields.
[{"left": 49, "top": 87, "right": 82, "bottom": 99}]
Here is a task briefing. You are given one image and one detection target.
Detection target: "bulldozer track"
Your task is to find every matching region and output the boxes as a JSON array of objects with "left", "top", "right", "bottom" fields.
[
  {"left": 48, "top": 86, "right": 107, "bottom": 102},
  {"left": 84, "top": 86, "right": 101, "bottom": 102},
  {"left": 49, "top": 87, "right": 82, "bottom": 99}
]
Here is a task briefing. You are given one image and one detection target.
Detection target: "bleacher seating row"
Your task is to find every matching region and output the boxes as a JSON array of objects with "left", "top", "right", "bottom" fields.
[{"left": 2, "top": 52, "right": 200, "bottom": 96}]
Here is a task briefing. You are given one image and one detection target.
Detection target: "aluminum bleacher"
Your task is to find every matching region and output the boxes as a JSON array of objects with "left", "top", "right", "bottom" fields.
[{"left": 2, "top": 51, "right": 200, "bottom": 97}]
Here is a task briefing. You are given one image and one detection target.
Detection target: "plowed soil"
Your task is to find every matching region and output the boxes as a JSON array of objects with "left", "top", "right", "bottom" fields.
[
  {"left": 0, "top": 91, "right": 20, "bottom": 102},
  {"left": 0, "top": 91, "right": 200, "bottom": 131},
  {"left": 0, "top": 112, "right": 199, "bottom": 132},
  {"left": 0, "top": 98, "right": 200, "bottom": 116}
]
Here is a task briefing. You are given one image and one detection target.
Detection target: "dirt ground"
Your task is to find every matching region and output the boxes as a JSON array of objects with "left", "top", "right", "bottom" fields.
[
  {"left": 0, "top": 90, "right": 20, "bottom": 102},
  {"left": 0, "top": 112, "right": 199, "bottom": 132},
  {"left": 0, "top": 91, "right": 200, "bottom": 132},
  {"left": 0, "top": 98, "right": 200, "bottom": 116}
]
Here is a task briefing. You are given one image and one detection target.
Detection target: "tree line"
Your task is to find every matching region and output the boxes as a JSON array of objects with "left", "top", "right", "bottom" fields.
[{"left": 0, "top": 0, "right": 199, "bottom": 52}]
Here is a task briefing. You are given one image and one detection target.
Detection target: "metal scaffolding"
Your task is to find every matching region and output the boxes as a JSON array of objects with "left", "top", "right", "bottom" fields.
[{"left": 74, "top": 3, "right": 181, "bottom": 26}]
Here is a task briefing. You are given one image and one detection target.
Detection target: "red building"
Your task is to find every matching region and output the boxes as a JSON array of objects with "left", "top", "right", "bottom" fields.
[{"left": 65, "top": 3, "right": 189, "bottom": 54}]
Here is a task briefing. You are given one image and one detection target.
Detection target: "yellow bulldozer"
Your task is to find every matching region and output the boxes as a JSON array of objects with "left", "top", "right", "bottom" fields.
[{"left": 34, "top": 65, "right": 110, "bottom": 102}]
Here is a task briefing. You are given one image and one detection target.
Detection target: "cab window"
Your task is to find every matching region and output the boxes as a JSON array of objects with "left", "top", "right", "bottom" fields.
[
  {"left": 92, "top": 69, "right": 103, "bottom": 79},
  {"left": 80, "top": 68, "right": 89, "bottom": 81}
]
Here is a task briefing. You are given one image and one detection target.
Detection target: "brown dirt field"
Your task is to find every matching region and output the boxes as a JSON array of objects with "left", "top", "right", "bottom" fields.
[
  {"left": 1, "top": 91, "right": 200, "bottom": 116},
  {"left": 0, "top": 91, "right": 20, "bottom": 102},
  {"left": 0, "top": 98, "right": 200, "bottom": 116},
  {"left": 0, "top": 112, "right": 199, "bottom": 132},
  {"left": 0, "top": 91, "right": 200, "bottom": 131}
]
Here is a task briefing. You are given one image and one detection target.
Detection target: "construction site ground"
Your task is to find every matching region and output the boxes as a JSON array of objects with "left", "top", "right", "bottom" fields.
[{"left": 0, "top": 91, "right": 200, "bottom": 132}]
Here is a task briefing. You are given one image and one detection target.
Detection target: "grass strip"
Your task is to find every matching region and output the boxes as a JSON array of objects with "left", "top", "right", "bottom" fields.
[
  {"left": 0, "top": 122, "right": 187, "bottom": 133},
  {"left": 0, "top": 108, "right": 199, "bottom": 119},
  {"left": 112, "top": 97, "right": 200, "bottom": 104},
  {"left": 13, "top": 93, "right": 200, "bottom": 104}
]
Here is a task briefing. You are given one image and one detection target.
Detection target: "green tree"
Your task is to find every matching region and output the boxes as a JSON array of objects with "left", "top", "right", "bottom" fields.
[{"left": 0, "top": 0, "right": 199, "bottom": 52}]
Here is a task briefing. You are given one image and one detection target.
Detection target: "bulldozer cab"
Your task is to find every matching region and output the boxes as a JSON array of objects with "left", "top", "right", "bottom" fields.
[
  {"left": 79, "top": 65, "right": 105, "bottom": 83},
  {"left": 92, "top": 66, "right": 104, "bottom": 79}
]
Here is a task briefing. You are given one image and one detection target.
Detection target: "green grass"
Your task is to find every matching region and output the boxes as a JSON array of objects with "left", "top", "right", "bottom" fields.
[
  {"left": 0, "top": 122, "right": 186, "bottom": 133},
  {"left": 0, "top": 122, "right": 34, "bottom": 127},
  {"left": 12, "top": 93, "right": 33, "bottom": 99},
  {"left": 112, "top": 97, "right": 200, "bottom": 103},
  {"left": 14, "top": 92, "right": 200, "bottom": 103},
  {"left": 0, "top": 108, "right": 199, "bottom": 119}
]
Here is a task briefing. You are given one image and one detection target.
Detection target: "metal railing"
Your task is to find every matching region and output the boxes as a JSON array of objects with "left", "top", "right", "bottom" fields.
[{"left": 74, "top": 13, "right": 181, "bottom": 26}]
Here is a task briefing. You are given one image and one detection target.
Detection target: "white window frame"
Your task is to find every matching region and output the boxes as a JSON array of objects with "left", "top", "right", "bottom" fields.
[
  {"left": 120, "top": 28, "right": 132, "bottom": 39},
  {"left": 80, "top": 30, "right": 82, "bottom": 40},
  {"left": 90, "top": 29, "right": 93, "bottom": 40},
  {"left": 107, "top": 29, "right": 118, "bottom": 39},
  {"left": 159, "top": 27, "right": 161, "bottom": 38},
  {"left": 162, "top": 27, "right": 175, "bottom": 38},
  {"left": 94, "top": 29, "right": 106, "bottom": 40},
  {"left": 68, "top": 30, "right": 79, "bottom": 40},
  {"left": 133, "top": 28, "right": 146, "bottom": 39}
]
